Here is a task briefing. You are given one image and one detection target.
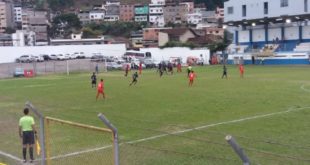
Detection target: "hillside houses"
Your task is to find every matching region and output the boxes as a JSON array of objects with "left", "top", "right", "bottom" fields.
[{"left": 0, "top": 0, "right": 224, "bottom": 47}]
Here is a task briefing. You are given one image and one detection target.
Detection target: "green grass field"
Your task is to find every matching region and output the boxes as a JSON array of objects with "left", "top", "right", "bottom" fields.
[{"left": 1, "top": 65, "right": 310, "bottom": 165}]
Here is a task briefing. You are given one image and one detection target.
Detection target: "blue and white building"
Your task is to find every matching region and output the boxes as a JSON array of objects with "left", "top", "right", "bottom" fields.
[{"left": 224, "top": 0, "right": 310, "bottom": 64}]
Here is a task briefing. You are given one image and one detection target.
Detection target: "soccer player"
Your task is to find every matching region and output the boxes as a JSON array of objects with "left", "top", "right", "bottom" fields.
[
  {"left": 239, "top": 64, "right": 244, "bottom": 78},
  {"left": 138, "top": 62, "right": 142, "bottom": 75},
  {"left": 177, "top": 62, "right": 182, "bottom": 72},
  {"left": 222, "top": 65, "right": 227, "bottom": 79},
  {"left": 96, "top": 79, "right": 105, "bottom": 100},
  {"left": 187, "top": 66, "right": 192, "bottom": 77},
  {"left": 130, "top": 72, "right": 139, "bottom": 86},
  {"left": 124, "top": 64, "right": 130, "bottom": 77},
  {"left": 95, "top": 64, "right": 99, "bottom": 74},
  {"left": 167, "top": 62, "right": 173, "bottom": 75},
  {"left": 91, "top": 72, "right": 97, "bottom": 88},
  {"left": 19, "top": 108, "right": 37, "bottom": 163},
  {"left": 188, "top": 70, "right": 196, "bottom": 87}
]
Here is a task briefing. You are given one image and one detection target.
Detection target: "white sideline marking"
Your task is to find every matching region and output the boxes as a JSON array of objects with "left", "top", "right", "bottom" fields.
[
  {"left": 51, "top": 106, "right": 310, "bottom": 159},
  {"left": 24, "top": 84, "right": 52, "bottom": 88},
  {"left": 0, "top": 150, "right": 22, "bottom": 161},
  {"left": 49, "top": 145, "right": 113, "bottom": 160},
  {"left": 300, "top": 84, "right": 310, "bottom": 92}
]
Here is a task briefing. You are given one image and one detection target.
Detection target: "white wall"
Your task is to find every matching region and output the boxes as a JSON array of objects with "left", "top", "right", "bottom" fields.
[
  {"left": 285, "top": 26, "right": 299, "bottom": 40},
  {"left": 268, "top": 28, "right": 281, "bottom": 41},
  {"left": 224, "top": 0, "right": 310, "bottom": 22},
  {"left": 253, "top": 29, "right": 265, "bottom": 42},
  {"left": 239, "top": 30, "right": 249, "bottom": 43},
  {"left": 140, "top": 47, "right": 210, "bottom": 64},
  {"left": 0, "top": 44, "right": 126, "bottom": 63},
  {"left": 302, "top": 26, "right": 310, "bottom": 39}
]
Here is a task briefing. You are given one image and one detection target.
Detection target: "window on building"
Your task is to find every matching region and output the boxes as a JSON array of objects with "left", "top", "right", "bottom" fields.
[
  {"left": 227, "top": 7, "right": 233, "bottom": 14},
  {"left": 305, "top": 0, "right": 308, "bottom": 12},
  {"left": 264, "top": 2, "right": 268, "bottom": 14},
  {"left": 280, "top": 0, "right": 289, "bottom": 7},
  {"left": 242, "top": 5, "right": 246, "bottom": 17}
]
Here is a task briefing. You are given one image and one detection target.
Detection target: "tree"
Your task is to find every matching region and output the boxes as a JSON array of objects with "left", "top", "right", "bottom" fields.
[
  {"left": 47, "top": 0, "right": 74, "bottom": 11},
  {"left": 207, "top": 31, "right": 232, "bottom": 54},
  {"left": 84, "top": 22, "right": 146, "bottom": 38},
  {"left": 50, "top": 13, "right": 81, "bottom": 38},
  {"left": 82, "top": 27, "right": 101, "bottom": 38}
]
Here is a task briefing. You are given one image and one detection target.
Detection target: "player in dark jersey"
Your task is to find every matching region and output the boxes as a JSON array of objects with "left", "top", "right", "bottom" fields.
[
  {"left": 91, "top": 72, "right": 97, "bottom": 88},
  {"left": 129, "top": 72, "right": 139, "bottom": 86},
  {"left": 222, "top": 65, "right": 227, "bottom": 79}
]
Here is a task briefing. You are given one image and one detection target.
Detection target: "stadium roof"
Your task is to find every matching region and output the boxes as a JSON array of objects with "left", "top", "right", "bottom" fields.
[{"left": 224, "top": 13, "right": 310, "bottom": 27}]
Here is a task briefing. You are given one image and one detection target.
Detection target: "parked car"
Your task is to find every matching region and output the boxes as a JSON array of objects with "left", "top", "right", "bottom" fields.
[
  {"left": 106, "top": 62, "right": 123, "bottom": 70},
  {"left": 18, "top": 55, "right": 34, "bottom": 63},
  {"left": 70, "top": 53, "right": 78, "bottom": 59},
  {"left": 74, "top": 52, "right": 86, "bottom": 59},
  {"left": 91, "top": 54, "right": 104, "bottom": 62},
  {"left": 49, "top": 54, "right": 58, "bottom": 60},
  {"left": 33, "top": 55, "right": 44, "bottom": 62},
  {"left": 64, "top": 54, "right": 70, "bottom": 60},
  {"left": 57, "top": 54, "right": 66, "bottom": 60},
  {"left": 40, "top": 54, "right": 50, "bottom": 61},
  {"left": 13, "top": 68, "right": 24, "bottom": 77}
]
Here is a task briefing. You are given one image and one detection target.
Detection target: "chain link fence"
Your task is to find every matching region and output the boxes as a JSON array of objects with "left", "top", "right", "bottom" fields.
[
  {"left": 0, "top": 60, "right": 107, "bottom": 79},
  {"left": 44, "top": 117, "right": 114, "bottom": 165}
]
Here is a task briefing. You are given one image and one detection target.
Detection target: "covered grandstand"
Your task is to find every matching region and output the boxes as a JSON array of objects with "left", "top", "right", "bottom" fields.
[{"left": 224, "top": 0, "right": 310, "bottom": 64}]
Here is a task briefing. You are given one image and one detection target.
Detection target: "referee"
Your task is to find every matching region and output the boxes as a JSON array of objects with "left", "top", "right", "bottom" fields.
[{"left": 19, "top": 108, "right": 37, "bottom": 163}]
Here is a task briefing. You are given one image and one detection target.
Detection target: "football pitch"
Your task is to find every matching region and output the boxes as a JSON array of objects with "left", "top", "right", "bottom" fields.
[{"left": 1, "top": 65, "right": 310, "bottom": 165}]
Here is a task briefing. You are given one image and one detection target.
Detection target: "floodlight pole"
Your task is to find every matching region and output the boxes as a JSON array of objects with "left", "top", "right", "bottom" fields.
[
  {"left": 25, "top": 101, "right": 47, "bottom": 165},
  {"left": 98, "top": 113, "right": 119, "bottom": 165},
  {"left": 226, "top": 135, "right": 250, "bottom": 165}
]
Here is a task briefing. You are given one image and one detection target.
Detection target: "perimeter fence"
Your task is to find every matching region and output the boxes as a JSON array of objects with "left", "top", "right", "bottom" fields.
[{"left": 0, "top": 59, "right": 106, "bottom": 78}]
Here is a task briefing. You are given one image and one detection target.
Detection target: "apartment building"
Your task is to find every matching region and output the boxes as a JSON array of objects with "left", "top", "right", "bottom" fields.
[
  {"left": 89, "top": 9, "right": 105, "bottom": 23},
  {"left": 105, "top": 3, "right": 120, "bottom": 21},
  {"left": 134, "top": 5, "right": 149, "bottom": 22},
  {"left": 0, "top": 1, "right": 13, "bottom": 33},
  {"left": 78, "top": 11, "right": 90, "bottom": 25},
  {"left": 13, "top": 6, "right": 22, "bottom": 24},
  {"left": 119, "top": 4, "right": 134, "bottom": 22},
  {"left": 164, "top": 3, "right": 188, "bottom": 24},
  {"left": 149, "top": 0, "right": 165, "bottom": 27},
  {"left": 22, "top": 10, "right": 48, "bottom": 44}
]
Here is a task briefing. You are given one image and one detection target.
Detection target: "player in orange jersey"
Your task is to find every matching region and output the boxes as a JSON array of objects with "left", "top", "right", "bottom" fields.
[
  {"left": 96, "top": 79, "right": 105, "bottom": 100},
  {"left": 188, "top": 70, "right": 196, "bottom": 87},
  {"left": 239, "top": 64, "right": 244, "bottom": 78}
]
